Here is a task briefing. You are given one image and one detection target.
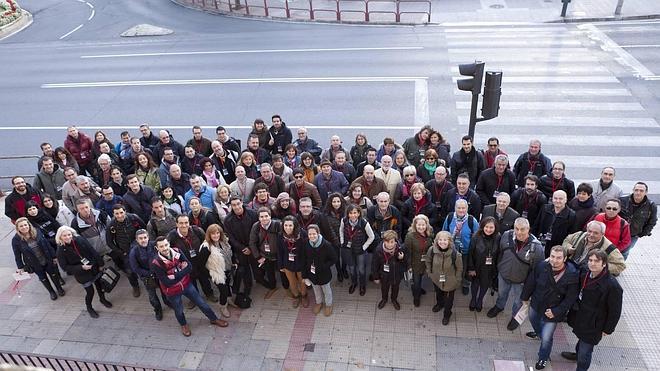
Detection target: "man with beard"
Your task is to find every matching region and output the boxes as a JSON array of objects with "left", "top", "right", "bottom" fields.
[
  {"left": 5, "top": 177, "right": 43, "bottom": 223},
  {"left": 513, "top": 139, "right": 552, "bottom": 188},
  {"left": 450, "top": 135, "right": 485, "bottom": 186}
]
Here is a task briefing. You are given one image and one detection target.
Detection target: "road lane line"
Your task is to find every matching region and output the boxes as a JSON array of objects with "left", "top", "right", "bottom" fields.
[
  {"left": 88, "top": 9, "right": 95, "bottom": 21},
  {"left": 579, "top": 24, "right": 656, "bottom": 80},
  {"left": 458, "top": 117, "right": 656, "bottom": 127},
  {"left": 414, "top": 79, "right": 429, "bottom": 128},
  {"left": 80, "top": 46, "right": 424, "bottom": 59},
  {"left": 0, "top": 125, "right": 423, "bottom": 130},
  {"left": 620, "top": 45, "right": 660, "bottom": 48},
  {"left": 41, "top": 76, "right": 427, "bottom": 89},
  {"left": 474, "top": 134, "right": 660, "bottom": 147},
  {"left": 59, "top": 24, "right": 84, "bottom": 40},
  {"left": 456, "top": 101, "right": 644, "bottom": 111}
]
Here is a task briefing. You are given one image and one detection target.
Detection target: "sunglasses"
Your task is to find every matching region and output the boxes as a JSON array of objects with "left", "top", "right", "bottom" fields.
[
  {"left": 405, "top": 174, "right": 415, "bottom": 177},
  {"left": 605, "top": 207, "right": 619, "bottom": 211},
  {"left": 294, "top": 175, "right": 304, "bottom": 179}
]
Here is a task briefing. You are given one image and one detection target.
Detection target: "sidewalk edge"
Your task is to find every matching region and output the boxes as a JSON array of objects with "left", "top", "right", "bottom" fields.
[{"left": 0, "top": 10, "right": 33, "bottom": 41}]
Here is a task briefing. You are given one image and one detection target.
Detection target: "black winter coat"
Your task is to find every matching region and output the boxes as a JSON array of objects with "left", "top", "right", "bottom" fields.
[
  {"left": 467, "top": 233, "right": 500, "bottom": 289},
  {"left": 475, "top": 168, "right": 516, "bottom": 206},
  {"left": 277, "top": 235, "right": 307, "bottom": 272},
  {"left": 167, "top": 227, "right": 209, "bottom": 278},
  {"left": 521, "top": 260, "right": 579, "bottom": 322},
  {"left": 123, "top": 186, "right": 156, "bottom": 223},
  {"left": 301, "top": 237, "right": 337, "bottom": 285},
  {"left": 400, "top": 192, "right": 437, "bottom": 233},
  {"left": 481, "top": 205, "right": 518, "bottom": 233},
  {"left": 12, "top": 231, "right": 56, "bottom": 272},
  {"left": 568, "top": 197, "right": 598, "bottom": 232},
  {"left": 371, "top": 243, "right": 408, "bottom": 283},
  {"left": 223, "top": 209, "right": 259, "bottom": 265},
  {"left": 567, "top": 268, "right": 623, "bottom": 345},
  {"left": 618, "top": 194, "right": 657, "bottom": 237},
  {"left": 511, "top": 189, "right": 547, "bottom": 228},
  {"left": 443, "top": 188, "right": 482, "bottom": 220},
  {"left": 56, "top": 236, "right": 104, "bottom": 284},
  {"left": 539, "top": 175, "right": 576, "bottom": 202},
  {"left": 533, "top": 205, "right": 578, "bottom": 255}
]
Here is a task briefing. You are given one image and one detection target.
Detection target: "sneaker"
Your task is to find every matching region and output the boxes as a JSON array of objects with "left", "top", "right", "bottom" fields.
[
  {"left": 323, "top": 305, "right": 333, "bottom": 317},
  {"left": 312, "top": 303, "right": 323, "bottom": 314},
  {"left": 391, "top": 300, "right": 400, "bottom": 311},
  {"left": 377, "top": 299, "right": 387, "bottom": 309},
  {"left": 487, "top": 306, "right": 502, "bottom": 318},
  {"left": 534, "top": 359, "right": 548, "bottom": 370},
  {"left": 525, "top": 332, "right": 538, "bottom": 340},
  {"left": 506, "top": 318, "right": 519, "bottom": 331},
  {"left": 561, "top": 352, "right": 577, "bottom": 361}
]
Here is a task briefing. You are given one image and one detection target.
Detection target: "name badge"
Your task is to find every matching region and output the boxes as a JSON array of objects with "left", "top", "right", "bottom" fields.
[
  {"left": 264, "top": 243, "right": 271, "bottom": 253},
  {"left": 522, "top": 211, "right": 528, "bottom": 219},
  {"left": 418, "top": 149, "right": 425, "bottom": 157},
  {"left": 346, "top": 241, "right": 352, "bottom": 248},
  {"left": 485, "top": 256, "right": 493, "bottom": 265},
  {"left": 278, "top": 146, "right": 283, "bottom": 153},
  {"left": 527, "top": 171, "right": 533, "bottom": 175},
  {"left": 222, "top": 168, "right": 229, "bottom": 176},
  {"left": 544, "top": 232, "right": 553, "bottom": 241},
  {"left": 578, "top": 290, "right": 583, "bottom": 301},
  {"left": 492, "top": 191, "right": 500, "bottom": 198},
  {"left": 383, "top": 264, "right": 390, "bottom": 273},
  {"left": 190, "top": 249, "right": 197, "bottom": 258},
  {"left": 310, "top": 264, "right": 316, "bottom": 275},
  {"left": 438, "top": 274, "right": 446, "bottom": 283},
  {"left": 288, "top": 253, "right": 296, "bottom": 262},
  {"left": 80, "top": 258, "right": 90, "bottom": 265}
]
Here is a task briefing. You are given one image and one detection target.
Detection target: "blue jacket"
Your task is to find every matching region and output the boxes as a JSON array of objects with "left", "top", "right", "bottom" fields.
[
  {"left": 314, "top": 170, "right": 349, "bottom": 204},
  {"left": 12, "top": 231, "right": 55, "bottom": 272},
  {"left": 96, "top": 195, "right": 124, "bottom": 217},
  {"left": 129, "top": 240, "right": 157, "bottom": 278},
  {"left": 184, "top": 185, "right": 216, "bottom": 212},
  {"left": 442, "top": 213, "right": 479, "bottom": 255},
  {"left": 521, "top": 260, "right": 579, "bottom": 322}
]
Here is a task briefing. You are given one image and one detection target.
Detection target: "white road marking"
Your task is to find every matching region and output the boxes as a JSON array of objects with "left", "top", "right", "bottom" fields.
[
  {"left": 474, "top": 134, "right": 660, "bottom": 147},
  {"left": 59, "top": 24, "right": 84, "bottom": 40},
  {"left": 59, "top": 0, "right": 94, "bottom": 39},
  {"left": 79, "top": 46, "right": 424, "bottom": 59},
  {"left": 454, "top": 88, "right": 632, "bottom": 97},
  {"left": 458, "top": 116, "right": 657, "bottom": 127},
  {"left": 451, "top": 76, "right": 620, "bottom": 83},
  {"left": 456, "top": 101, "right": 644, "bottom": 111},
  {"left": 414, "top": 79, "right": 429, "bottom": 128},
  {"left": 620, "top": 45, "right": 660, "bottom": 48},
  {"left": 579, "top": 24, "right": 656, "bottom": 80},
  {"left": 41, "top": 76, "right": 428, "bottom": 89}
]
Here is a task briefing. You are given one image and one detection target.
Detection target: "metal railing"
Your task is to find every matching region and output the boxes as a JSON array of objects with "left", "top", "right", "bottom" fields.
[
  {"left": 0, "top": 155, "right": 40, "bottom": 196},
  {"left": 177, "top": 0, "right": 431, "bottom": 23},
  {"left": 0, "top": 351, "right": 170, "bottom": 371}
]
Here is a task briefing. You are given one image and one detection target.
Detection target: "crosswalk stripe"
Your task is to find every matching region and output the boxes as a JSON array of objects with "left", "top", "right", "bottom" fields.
[
  {"left": 457, "top": 117, "right": 656, "bottom": 127},
  {"left": 544, "top": 156, "right": 660, "bottom": 169},
  {"left": 446, "top": 40, "right": 583, "bottom": 47},
  {"left": 453, "top": 88, "right": 632, "bottom": 97},
  {"left": 451, "top": 76, "right": 620, "bottom": 83},
  {"left": 449, "top": 65, "right": 612, "bottom": 74},
  {"left": 448, "top": 48, "right": 591, "bottom": 54},
  {"left": 473, "top": 134, "right": 660, "bottom": 147},
  {"left": 449, "top": 55, "right": 599, "bottom": 62},
  {"left": 456, "top": 102, "right": 645, "bottom": 111},
  {"left": 443, "top": 27, "right": 577, "bottom": 33}
]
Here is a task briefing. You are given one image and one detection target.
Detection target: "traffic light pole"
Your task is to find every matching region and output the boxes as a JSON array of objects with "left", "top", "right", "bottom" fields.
[{"left": 467, "top": 92, "right": 479, "bottom": 139}]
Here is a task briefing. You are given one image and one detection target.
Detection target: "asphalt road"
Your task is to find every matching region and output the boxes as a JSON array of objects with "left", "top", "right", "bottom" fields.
[{"left": 1, "top": 1, "right": 659, "bottom": 200}]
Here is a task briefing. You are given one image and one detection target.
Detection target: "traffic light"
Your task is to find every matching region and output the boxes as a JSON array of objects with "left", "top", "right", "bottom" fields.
[
  {"left": 482, "top": 71, "right": 502, "bottom": 119},
  {"left": 457, "top": 61, "right": 485, "bottom": 94}
]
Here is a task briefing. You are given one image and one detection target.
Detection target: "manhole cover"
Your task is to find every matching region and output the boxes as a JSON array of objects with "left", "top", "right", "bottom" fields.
[
  {"left": 489, "top": 4, "right": 504, "bottom": 8},
  {"left": 303, "top": 343, "right": 315, "bottom": 352}
]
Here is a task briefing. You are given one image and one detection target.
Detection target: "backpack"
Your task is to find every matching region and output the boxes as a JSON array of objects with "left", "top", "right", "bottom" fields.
[
  {"left": 234, "top": 293, "right": 252, "bottom": 309},
  {"left": 445, "top": 213, "right": 475, "bottom": 233},
  {"left": 430, "top": 248, "right": 458, "bottom": 272}
]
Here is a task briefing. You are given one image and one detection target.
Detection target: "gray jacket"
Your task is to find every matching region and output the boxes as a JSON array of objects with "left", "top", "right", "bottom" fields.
[
  {"left": 497, "top": 230, "right": 543, "bottom": 283},
  {"left": 33, "top": 165, "right": 66, "bottom": 200}
]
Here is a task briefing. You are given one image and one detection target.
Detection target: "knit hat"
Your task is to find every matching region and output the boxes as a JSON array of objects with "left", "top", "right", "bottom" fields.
[
  {"left": 276, "top": 192, "right": 290, "bottom": 204},
  {"left": 320, "top": 160, "right": 332, "bottom": 168}
]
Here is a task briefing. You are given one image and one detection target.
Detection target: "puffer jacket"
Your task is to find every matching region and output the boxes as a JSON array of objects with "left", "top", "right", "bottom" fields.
[
  {"left": 64, "top": 132, "right": 94, "bottom": 167},
  {"left": 497, "top": 230, "right": 544, "bottom": 284},
  {"left": 425, "top": 245, "right": 463, "bottom": 292}
]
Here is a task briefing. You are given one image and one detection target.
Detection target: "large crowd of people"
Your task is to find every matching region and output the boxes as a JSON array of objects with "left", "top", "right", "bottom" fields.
[{"left": 6, "top": 118, "right": 658, "bottom": 370}]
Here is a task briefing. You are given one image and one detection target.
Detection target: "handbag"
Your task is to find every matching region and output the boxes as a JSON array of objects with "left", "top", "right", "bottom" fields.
[
  {"left": 234, "top": 292, "right": 252, "bottom": 309},
  {"left": 143, "top": 275, "right": 157, "bottom": 289},
  {"left": 98, "top": 266, "right": 121, "bottom": 293}
]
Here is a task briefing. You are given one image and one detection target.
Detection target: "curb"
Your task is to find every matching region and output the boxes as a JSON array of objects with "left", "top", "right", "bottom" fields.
[
  {"left": 0, "top": 9, "right": 32, "bottom": 41},
  {"left": 169, "top": 0, "right": 428, "bottom": 26},
  {"left": 547, "top": 13, "right": 660, "bottom": 23}
]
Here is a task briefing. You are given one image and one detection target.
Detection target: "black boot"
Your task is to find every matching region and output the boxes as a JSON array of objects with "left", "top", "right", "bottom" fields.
[
  {"left": 53, "top": 270, "right": 65, "bottom": 286},
  {"left": 87, "top": 306, "right": 99, "bottom": 318},
  {"left": 40, "top": 278, "right": 57, "bottom": 300},
  {"left": 99, "top": 293, "right": 113, "bottom": 308},
  {"left": 50, "top": 273, "right": 65, "bottom": 297}
]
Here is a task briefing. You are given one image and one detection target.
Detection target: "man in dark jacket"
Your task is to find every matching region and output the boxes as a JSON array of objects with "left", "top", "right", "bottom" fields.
[
  {"left": 147, "top": 198, "right": 179, "bottom": 239},
  {"left": 150, "top": 236, "right": 227, "bottom": 337},
  {"left": 268, "top": 115, "right": 292, "bottom": 155},
  {"left": 618, "top": 182, "right": 657, "bottom": 259},
  {"left": 443, "top": 173, "right": 482, "bottom": 221},
  {"left": 314, "top": 160, "right": 349, "bottom": 205},
  {"left": 123, "top": 175, "right": 156, "bottom": 223},
  {"left": 139, "top": 124, "right": 160, "bottom": 153},
  {"left": 539, "top": 161, "right": 575, "bottom": 201},
  {"left": 475, "top": 154, "right": 515, "bottom": 206},
  {"left": 106, "top": 204, "right": 145, "bottom": 297},
  {"left": 481, "top": 192, "right": 519, "bottom": 233},
  {"left": 425, "top": 166, "right": 454, "bottom": 229},
  {"left": 224, "top": 197, "right": 258, "bottom": 296},
  {"left": 366, "top": 192, "right": 403, "bottom": 244},
  {"left": 521, "top": 245, "right": 579, "bottom": 370},
  {"left": 96, "top": 185, "right": 123, "bottom": 217},
  {"left": 449, "top": 135, "right": 485, "bottom": 186},
  {"left": 293, "top": 127, "right": 322, "bottom": 163},
  {"left": 513, "top": 139, "right": 552, "bottom": 187},
  {"left": 532, "top": 190, "right": 578, "bottom": 257},
  {"left": 511, "top": 175, "right": 547, "bottom": 228},
  {"left": 167, "top": 215, "right": 216, "bottom": 304},
  {"left": 249, "top": 207, "right": 283, "bottom": 298},
  {"left": 153, "top": 130, "right": 186, "bottom": 164},
  {"left": 33, "top": 157, "right": 66, "bottom": 200},
  {"left": 561, "top": 249, "right": 623, "bottom": 371},
  {"left": 129, "top": 229, "right": 170, "bottom": 320},
  {"left": 186, "top": 126, "right": 212, "bottom": 157},
  {"left": 252, "top": 163, "right": 286, "bottom": 200},
  {"left": 5, "top": 176, "right": 42, "bottom": 223},
  {"left": 210, "top": 140, "right": 238, "bottom": 184}
]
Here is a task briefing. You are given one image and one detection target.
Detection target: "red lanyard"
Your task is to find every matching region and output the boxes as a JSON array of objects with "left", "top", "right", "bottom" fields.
[
  {"left": 346, "top": 222, "right": 358, "bottom": 241},
  {"left": 582, "top": 269, "right": 605, "bottom": 290},
  {"left": 71, "top": 239, "right": 81, "bottom": 257},
  {"left": 495, "top": 174, "right": 503, "bottom": 191},
  {"left": 286, "top": 239, "right": 296, "bottom": 252},
  {"left": 383, "top": 249, "right": 395, "bottom": 265},
  {"left": 528, "top": 158, "right": 537, "bottom": 172},
  {"left": 434, "top": 182, "right": 446, "bottom": 201},
  {"left": 552, "top": 177, "right": 562, "bottom": 193},
  {"left": 260, "top": 227, "right": 269, "bottom": 243},
  {"left": 515, "top": 238, "right": 528, "bottom": 252}
]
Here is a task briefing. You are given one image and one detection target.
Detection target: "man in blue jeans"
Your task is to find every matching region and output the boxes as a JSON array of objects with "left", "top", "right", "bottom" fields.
[
  {"left": 562, "top": 249, "right": 623, "bottom": 371},
  {"left": 521, "top": 245, "right": 579, "bottom": 370},
  {"left": 150, "top": 236, "right": 228, "bottom": 336},
  {"left": 487, "top": 218, "right": 544, "bottom": 332}
]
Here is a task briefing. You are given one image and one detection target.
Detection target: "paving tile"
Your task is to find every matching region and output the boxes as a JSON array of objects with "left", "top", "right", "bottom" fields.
[
  {"left": 260, "top": 357, "right": 284, "bottom": 371},
  {"left": 178, "top": 351, "right": 204, "bottom": 370}
]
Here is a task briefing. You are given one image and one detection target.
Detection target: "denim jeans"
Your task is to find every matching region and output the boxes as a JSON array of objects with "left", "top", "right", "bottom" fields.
[
  {"left": 347, "top": 251, "right": 368, "bottom": 288},
  {"left": 495, "top": 274, "right": 523, "bottom": 316},
  {"left": 528, "top": 306, "right": 558, "bottom": 361},
  {"left": 143, "top": 278, "right": 170, "bottom": 312},
  {"left": 576, "top": 339, "right": 595, "bottom": 371},
  {"left": 411, "top": 273, "right": 425, "bottom": 299},
  {"left": 312, "top": 283, "right": 333, "bottom": 305},
  {"left": 168, "top": 283, "right": 218, "bottom": 325},
  {"left": 622, "top": 236, "right": 638, "bottom": 260}
]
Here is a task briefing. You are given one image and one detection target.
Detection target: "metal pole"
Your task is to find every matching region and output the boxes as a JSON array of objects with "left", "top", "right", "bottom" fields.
[
  {"left": 614, "top": 0, "right": 624, "bottom": 15},
  {"left": 467, "top": 92, "right": 479, "bottom": 139},
  {"left": 560, "top": 0, "right": 569, "bottom": 17}
]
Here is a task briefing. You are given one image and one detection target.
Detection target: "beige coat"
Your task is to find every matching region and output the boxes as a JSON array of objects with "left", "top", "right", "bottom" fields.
[
  {"left": 374, "top": 168, "right": 401, "bottom": 200},
  {"left": 425, "top": 245, "right": 463, "bottom": 292}
]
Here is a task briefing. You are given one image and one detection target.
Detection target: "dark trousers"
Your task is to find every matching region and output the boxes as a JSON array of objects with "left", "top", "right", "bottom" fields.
[
  {"left": 233, "top": 263, "right": 253, "bottom": 296},
  {"left": 84, "top": 280, "right": 107, "bottom": 308},
  {"left": 110, "top": 251, "right": 139, "bottom": 288},
  {"left": 411, "top": 273, "right": 424, "bottom": 300},
  {"left": 214, "top": 270, "right": 232, "bottom": 305},
  {"left": 434, "top": 286, "right": 455, "bottom": 318},
  {"left": 380, "top": 275, "right": 401, "bottom": 301},
  {"left": 168, "top": 284, "right": 218, "bottom": 326},
  {"left": 470, "top": 279, "right": 488, "bottom": 308},
  {"left": 191, "top": 272, "right": 214, "bottom": 298},
  {"left": 142, "top": 277, "right": 170, "bottom": 312},
  {"left": 255, "top": 259, "right": 277, "bottom": 290},
  {"left": 576, "top": 340, "right": 596, "bottom": 371}
]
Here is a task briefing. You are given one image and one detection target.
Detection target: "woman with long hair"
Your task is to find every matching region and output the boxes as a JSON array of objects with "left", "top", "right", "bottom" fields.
[
  {"left": 299, "top": 152, "right": 318, "bottom": 184},
  {"left": 203, "top": 224, "right": 234, "bottom": 318},
  {"left": 249, "top": 118, "right": 270, "bottom": 149},
  {"left": 135, "top": 153, "right": 161, "bottom": 194},
  {"left": 349, "top": 133, "right": 371, "bottom": 167},
  {"left": 25, "top": 200, "right": 61, "bottom": 248},
  {"left": 54, "top": 147, "right": 80, "bottom": 173},
  {"left": 467, "top": 216, "right": 501, "bottom": 312},
  {"left": 344, "top": 183, "right": 373, "bottom": 217},
  {"left": 339, "top": 204, "right": 375, "bottom": 296},
  {"left": 323, "top": 193, "right": 347, "bottom": 282},
  {"left": 392, "top": 150, "right": 409, "bottom": 178},
  {"left": 92, "top": 130, "right": 114, "bottom": 159},
  {"left": 41, "top": 193, "right": 75, "bottom": 230},
  {"left": 108, "top": 166, "right": 127, "bottom": 196},
  {"left": 56, "top": 226, "right": 111, "bottom": 318},
  {"left": 201, "top": 157, "right": 227, "bottom": 189},
  {"left": 12, "top": 218, "right": 65, "bottom": 300},
  {"left": 277, "top": 216, "right": 308, "bottom": 308},
  {"left": 214, "top": 184, "right": 232, "bottom": 222},
  {"left": 302, "top": 224, "right": 337, "bottom": 316},
  {"left": 161, "top": 185, "right": 184, "bottom": 215},
  {"left": 403, "top": 214, "right": 434, "bottom": 307}
]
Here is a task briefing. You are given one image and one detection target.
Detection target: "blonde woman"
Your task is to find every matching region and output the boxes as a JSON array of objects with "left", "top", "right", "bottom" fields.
[
  {"left": 403, "top": 214, "right": 434, "bottom": 307},
  {"left": 425, "top": 231, "right": 462, "bottom": 325},
  {"left": 12, "top": 218, "right": 64, "bottom": 300},
  {"left": 203, "top": 224, "right": 234, "bottom": 318}
]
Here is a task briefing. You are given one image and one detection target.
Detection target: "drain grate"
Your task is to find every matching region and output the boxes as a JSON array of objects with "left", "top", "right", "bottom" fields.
[
  {"left": 489, "top": 4, "right": 504, "bottom": 8},
  {"left": 303, "top": 343, "right": 316, "bottom": 352}
]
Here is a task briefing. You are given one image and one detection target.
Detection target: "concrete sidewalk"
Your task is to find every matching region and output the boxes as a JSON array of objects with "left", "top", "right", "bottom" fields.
[{"left": 0, "top": 197, "right": 659, "bottom": 370}]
